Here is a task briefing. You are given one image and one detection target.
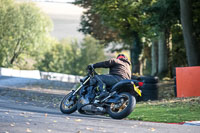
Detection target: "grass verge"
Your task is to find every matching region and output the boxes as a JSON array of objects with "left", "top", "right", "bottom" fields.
[{"left": 128, "top": 97, "right": 200, "bottom": 123}]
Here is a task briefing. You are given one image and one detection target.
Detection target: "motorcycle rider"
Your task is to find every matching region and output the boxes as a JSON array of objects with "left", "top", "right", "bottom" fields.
[{"left": 88, "top": 54, "right": 131, "bottom": 100}]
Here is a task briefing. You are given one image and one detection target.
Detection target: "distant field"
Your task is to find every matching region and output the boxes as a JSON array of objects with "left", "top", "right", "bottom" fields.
[{"left": 35, "top": 2, "right": 84, "bottom": 40}]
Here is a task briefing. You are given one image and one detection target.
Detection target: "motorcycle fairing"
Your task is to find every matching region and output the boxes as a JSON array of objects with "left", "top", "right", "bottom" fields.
[{"left": 110, "top": 79, "right": 142, "bottom": 96}]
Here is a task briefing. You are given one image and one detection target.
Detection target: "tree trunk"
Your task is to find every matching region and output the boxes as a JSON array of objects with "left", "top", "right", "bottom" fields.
[
  {"left": 151, "top": 40, "right": 158, "bottom": 76},
  {"left": 167, "top": 30, "right": 174, "bottom": 77},
  {"left": 158, "top": 31, "right": 168, "bottom": 77},
  {"left": 180, "top": 0, "right": 200, "bottom": 66},
  {"left": 10, "top": 39, "right": 21, "bottom": 65},
  {"left": 130, "top": 32, "right": 142, "bottom": 74}
]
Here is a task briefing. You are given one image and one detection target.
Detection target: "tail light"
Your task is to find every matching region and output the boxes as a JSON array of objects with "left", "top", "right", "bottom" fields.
[{"left": 138, "top": 82, "right": 144, "bottom": 87}]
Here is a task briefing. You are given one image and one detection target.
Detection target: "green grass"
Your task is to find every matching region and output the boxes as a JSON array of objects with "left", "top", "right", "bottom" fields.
[{"left": 128, "top": 97, "right": 200, "bottom": 123}]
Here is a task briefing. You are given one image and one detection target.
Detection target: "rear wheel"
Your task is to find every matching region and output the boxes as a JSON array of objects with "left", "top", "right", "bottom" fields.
[
  {"left": 60, "top": 92, "right": 77, "bottom": 114},
  {"left": 107, "top": 92, "right": 136, "bottom": 119}
]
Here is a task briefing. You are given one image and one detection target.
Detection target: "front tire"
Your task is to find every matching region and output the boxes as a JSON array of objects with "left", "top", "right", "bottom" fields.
[
  {"left": 60, "top": 92, "right": 77, "bottom": 114},
  {"left": 107, "top": 92, "right": 136, "bottom": 119}
]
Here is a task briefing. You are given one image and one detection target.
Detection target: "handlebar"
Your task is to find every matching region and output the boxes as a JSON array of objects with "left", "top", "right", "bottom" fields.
[{"left": 87, "top": 67, "right": 98, "bottom": 76}]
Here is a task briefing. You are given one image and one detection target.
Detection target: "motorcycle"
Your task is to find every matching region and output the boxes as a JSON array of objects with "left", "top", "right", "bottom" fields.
[{"left": 60, "top": 67, "right": 143, "bottom": 119}]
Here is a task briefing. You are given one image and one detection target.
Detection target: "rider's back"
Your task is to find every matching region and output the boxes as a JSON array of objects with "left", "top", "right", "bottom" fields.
[{"left": 93, "top": 58, "right": 131, "bottom": 79}]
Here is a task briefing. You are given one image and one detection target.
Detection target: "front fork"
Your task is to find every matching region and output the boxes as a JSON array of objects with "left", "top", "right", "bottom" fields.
[
  {"left": 64, "top": 91, "right": 78, "bottom": 107},
  {"left": 65, "top": 77, "right": 91, "bottom": 106}
]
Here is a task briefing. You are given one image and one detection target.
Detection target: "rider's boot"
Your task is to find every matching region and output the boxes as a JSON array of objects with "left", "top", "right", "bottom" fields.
[{"left": 96, "top": 84, "right": 109, "bottom": 100}]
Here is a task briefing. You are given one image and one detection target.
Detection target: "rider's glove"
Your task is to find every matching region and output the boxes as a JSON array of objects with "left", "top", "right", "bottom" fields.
[{"left": 87, "top": 64, "right": 94, "bottom": 70}]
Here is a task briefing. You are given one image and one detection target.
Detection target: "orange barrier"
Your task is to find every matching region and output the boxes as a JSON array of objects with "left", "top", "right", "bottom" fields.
[{"left": 176, "top": 66, "right": 200, "bottom": 97}]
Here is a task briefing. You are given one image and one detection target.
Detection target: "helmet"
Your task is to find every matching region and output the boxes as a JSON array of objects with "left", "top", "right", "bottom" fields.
[{"left": 117, "top": 54, "right": 126, "bottom": 59}]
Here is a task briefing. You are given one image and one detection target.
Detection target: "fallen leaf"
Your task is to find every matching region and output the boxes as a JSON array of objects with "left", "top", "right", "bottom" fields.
[
  {"left": 149, "top": 128, "right": 156, "bottom": 132},
  {"left": 45, "top": 113, "right": 48, "bottom": 117},
  {"left": 99, "top": 128, "right": 106, "bottom": 132},
  {"left": 77, "top": 131, "right": 81, "bottom": 133},
  {"left": 75, "top": 119, "right": 82, "bottom": 122},
  {"left": 5, "top": 112, "right": 9, "bottom": 115},
  {"left": 20, "top": 112, "right": 25, "bottom": 116},
  {"left": 24, "top": 115, "right": 29, "bottom": 118},
  {"left": 66, "top": 117, "right": 70, "bottom": 120},
  {"left": 47, "top": 129, "right": 52, "bottom": 132},
  {"left": 26, "top": 128, "right": 32, "bottom": 133},
  {"left": 86, "top": 127, "right": 93, "bottom": 131},
  {"left": 131, "top": 125, "right": 138, "bottom": 128},
  {"left": 10, "top": 123, "right": 15, "bottom": 127},
  {"left": 53, "top": 120, "right": 57, "bottom": 123}
]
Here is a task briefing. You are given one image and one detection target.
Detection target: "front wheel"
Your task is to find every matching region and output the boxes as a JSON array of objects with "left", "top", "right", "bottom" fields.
[
  {"left": 60, "top": 92, "right": 77, "bottom": 114},
  {"left": 107, "top": 92, "right": 136, "bottom": 119}
]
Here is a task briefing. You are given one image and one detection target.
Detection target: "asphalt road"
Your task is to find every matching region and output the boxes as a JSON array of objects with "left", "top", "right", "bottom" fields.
[
  {"left": 0, "top": 76, "right": 199, "bottom": 133},
  {"left": 0, "top": 98, "right": 200, "bottom": 133}
]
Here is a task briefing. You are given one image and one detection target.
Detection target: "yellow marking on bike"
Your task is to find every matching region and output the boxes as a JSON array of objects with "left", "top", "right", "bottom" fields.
[{"left": 133, "top": 84, "right": 142, "bottom": 96}]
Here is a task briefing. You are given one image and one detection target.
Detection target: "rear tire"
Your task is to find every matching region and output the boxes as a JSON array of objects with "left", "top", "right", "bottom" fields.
[
  {"left": 60, "top": 92, "right": 77, "bottom": 114},
  {"left": 107, "top": 92, "right": 136, "bottom": 119}
]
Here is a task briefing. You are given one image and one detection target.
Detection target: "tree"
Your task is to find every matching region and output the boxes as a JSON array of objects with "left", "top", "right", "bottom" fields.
[
  {"left": 0, "top": 0, "right": 52, "bottom": 67},
  {"left": 143, "top": 0, "right": 180, "bottom": 77},
  {"left": 36, "top": 36, "right": 105, "bottom": 76},
  {"left": 158, "top": 31, "right": 168, "bottom": 76},
  {"left": 180, "top": 0, "right": 200, "bottom": 66},
  {"left": 74, "top": 0, "right": 119, "bottom": 44},
  {"left": 74, "top": 0, "right": 147, "bottom": 74},
  {"left": 75, "top": 0, "right": 194, "bottom": 77},
  {"left": 171, "top": 24, "right": 187, "bottom": 68},
  {"left": 78, "top": 36, "right": 106, "bottom": 75},
  {"left": 151, "top": 40, "right": 158, "bottom": 76}
]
